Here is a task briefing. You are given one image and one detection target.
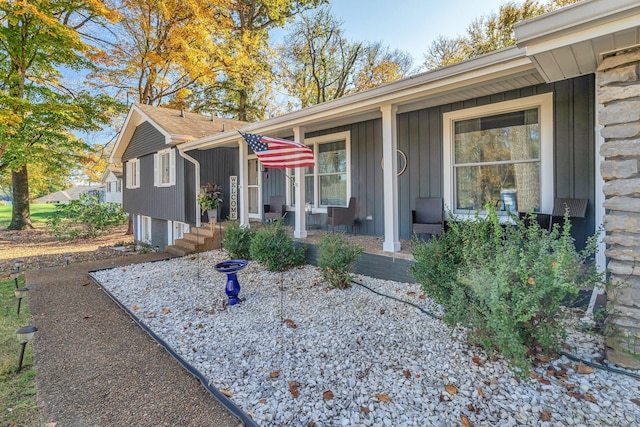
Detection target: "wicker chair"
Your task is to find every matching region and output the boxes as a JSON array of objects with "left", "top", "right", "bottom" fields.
[
  {"left": 327, "top": 197, "right": 356, "bottom": 232},
  {"left": 264, "top": 196, "right": 286, "bottom": 222}
]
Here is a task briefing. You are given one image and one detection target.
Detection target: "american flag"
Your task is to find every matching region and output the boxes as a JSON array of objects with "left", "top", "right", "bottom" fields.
[{"left": 239, "top": 131, "right": 315, "bottom": 169}]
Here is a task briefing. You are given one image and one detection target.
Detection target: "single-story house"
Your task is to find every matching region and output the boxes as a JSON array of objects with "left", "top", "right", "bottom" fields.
[
  {"left": 111, "top": 0, "right": 640, "bottom": 368},
  {"left": 34, "top": 185, "right": 103, "bottom": 204},
  {"left": 101, "top": 166, "right": 123, "bottom": 205}
]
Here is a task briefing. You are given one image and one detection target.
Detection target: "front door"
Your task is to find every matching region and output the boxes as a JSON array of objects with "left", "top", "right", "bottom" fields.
[{"left": 248, "top": 157, "right": 261, "bottom": 219}]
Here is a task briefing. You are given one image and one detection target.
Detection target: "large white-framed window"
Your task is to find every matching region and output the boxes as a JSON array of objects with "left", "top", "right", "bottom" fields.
[
  {"left": 443, "top": 93, "right": 554, "bottom": 220},
  {"left": 125, "top": 158, "right": 140, "bottom": 189},
  {"left": 288, "top": 131, "right": 351, "bottom": 211},
  {"left": 248, "top": 156, "right": 262, "bottom": 219},
  {"left": 154, "top": 148, "right": 176, "bottom": 187}
]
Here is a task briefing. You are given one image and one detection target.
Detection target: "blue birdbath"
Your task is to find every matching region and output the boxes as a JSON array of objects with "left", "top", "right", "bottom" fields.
[{"left": 214, "top": 260, "right": 248, "bottom": 306}]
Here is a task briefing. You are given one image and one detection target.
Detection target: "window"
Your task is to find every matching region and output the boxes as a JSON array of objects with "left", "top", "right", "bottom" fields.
[
  {"left": 289, "top": 131, "right": 350, "bottom": 210},
  {"left": 116, "top": 180, "right": 122, "bottom": 192},
  {"left": 138, "top": 215, "right": 151, "bottom": 244},
  {"left": 443, "top": 93, "right": 553, "bottom": 218},
  {"left": 107, "top": 182, "right": 112, "bottom": 193},
  {"left": 125, "top": 158, "right": 140, "bottom": 189},
  {"left": 154, "top": 148, "right": 176, "bottom": 187}
]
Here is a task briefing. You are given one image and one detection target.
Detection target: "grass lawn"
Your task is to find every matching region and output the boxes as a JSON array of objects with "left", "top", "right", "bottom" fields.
[
  {"left": 0, "top": 204, "right": 58, "bottom": 228},
  {"left": 0, "top": 275, "right": 38, "bottom": 427}
]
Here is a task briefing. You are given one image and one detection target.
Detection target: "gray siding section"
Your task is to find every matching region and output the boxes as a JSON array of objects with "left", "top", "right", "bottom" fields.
[
  {"left": 305, "top": 75, "right": 595, "bottom": 248},
  {"left": 122, "top": 122, "right": 167, "bottom": 161},
  {"left": 187, "top": 148, "right": 239, "bottom": 222},
  {"left": 123, "top": 151, "right": 187, "bottom": 222}
]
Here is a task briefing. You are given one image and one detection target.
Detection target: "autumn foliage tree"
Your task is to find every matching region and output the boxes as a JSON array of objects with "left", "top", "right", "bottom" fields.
[
  {"left": 0, "top": 0, "right": 117, "bottom": 229},
  {"left": 423, "top": 0, "right": 581, "bottom": 70}
]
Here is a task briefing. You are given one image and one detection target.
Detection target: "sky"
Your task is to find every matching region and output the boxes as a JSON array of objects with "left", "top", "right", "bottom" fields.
[{"left": 323, "top": 0, "right": 509, "bottom": 64}]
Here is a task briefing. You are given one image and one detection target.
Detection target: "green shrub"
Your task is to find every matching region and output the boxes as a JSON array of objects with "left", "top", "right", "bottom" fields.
[
  {"left": 249, "top": 219, "right": 306, "bottom": 272},
  {"left": 318, "top": 233, "right": 364, "bottom": 289},
  {"left": 47, "top": 194, "right": 128, "bottom": 240},
  {"left": 411, "top": 205, "right": 602, "bottom": 375},
  {"left": 222, "top": 221, "right": 255, "bottom": 259}
]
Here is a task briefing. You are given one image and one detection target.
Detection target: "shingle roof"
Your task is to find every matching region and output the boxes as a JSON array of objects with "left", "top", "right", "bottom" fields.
[{"left": 133, "top": 104, "right": 248, "bottom": 140}]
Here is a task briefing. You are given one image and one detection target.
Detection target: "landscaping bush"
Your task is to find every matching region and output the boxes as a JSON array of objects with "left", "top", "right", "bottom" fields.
[
  {"left": 222, "top": 221, "right": 255, "bottom": 260},
  {"left": 47, "top": 194, "right": 128, "bottom": 240},
  {"left": 318, "top": 233, "right": 364, "bottom": 289},
  {"left": 249, "top": 219, "right": 306, "bottom": 272},
  {"left": 410, "top": 205, "right": 602, "bottom": 374}
]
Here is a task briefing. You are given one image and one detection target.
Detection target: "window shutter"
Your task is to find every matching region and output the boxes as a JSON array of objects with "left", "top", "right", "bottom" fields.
[
  {"left": 135, "top": 159, "right": 140, "bottom": 188},
  {"left": 153, "top": 154, "right": 159, "bottom": 187},
  {"left": 169, "top": 149, "right": 176, "bottom": 186},
  {"left": 126, "top": 162, "right": 131, "bottom": 189}
]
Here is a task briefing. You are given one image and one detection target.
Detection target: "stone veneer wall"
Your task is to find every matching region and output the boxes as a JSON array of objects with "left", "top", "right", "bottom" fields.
[{"left": 598, "top": 47, "right": 640, "bottom": 369}]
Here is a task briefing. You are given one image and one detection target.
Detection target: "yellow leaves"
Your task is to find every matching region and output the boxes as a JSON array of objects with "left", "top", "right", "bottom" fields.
[
  {"left": 221, "top": 389, "right": 233, "bottom": 397},
  {"left": 283, "top": 318, "right": 297, "bottom": 329},
  {"left": 461, "top": 415, "right": 472, "bottom": 427},
  {"left": 163, "top": 308, "right": 171, "bottom": 314},
  {"left": 132, "top": 305, "right": 139, "bottom": 311},
  {"left": 527, "top": 276, "right": 536, "bottom": 285},
  {"left": 444, "top": 383, "right": 458, "bottom": 395}
]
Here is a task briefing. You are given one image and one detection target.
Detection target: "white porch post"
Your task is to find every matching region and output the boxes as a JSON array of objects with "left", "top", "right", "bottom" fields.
[
  {"left": 293, "top": 126, "right": 307, "bottom": 238},
  {"left": 238, "top": 137, "right": 250, "bottom": 227},
  {"left": 381, "top": 104, "right": 401, "bottom": 252}
]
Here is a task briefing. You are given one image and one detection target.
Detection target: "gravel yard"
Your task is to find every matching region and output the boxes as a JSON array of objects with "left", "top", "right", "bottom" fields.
[{"left": 91, "top": 250, "right": 640, "bottom": 427}]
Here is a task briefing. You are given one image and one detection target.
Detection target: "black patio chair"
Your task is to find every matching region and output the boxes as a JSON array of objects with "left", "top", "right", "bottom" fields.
[
  {"left": 548, "top": 198, "right": 588, "bottom": 232},
  {"left": 412, "top": 197, "right": 444, "bottom": 237},
  {"left": 327, "top": 197, "right": 356, "bottom": 232}
]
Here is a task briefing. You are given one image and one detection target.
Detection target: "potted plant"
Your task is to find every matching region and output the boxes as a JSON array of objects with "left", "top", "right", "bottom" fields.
[{"left": 198, "top": 183, "right": 223, "bottom": 223}]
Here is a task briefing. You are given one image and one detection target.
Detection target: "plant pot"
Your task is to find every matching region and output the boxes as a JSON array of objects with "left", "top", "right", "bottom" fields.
[{"left": 207, "top": 209, "right": 218, "bottom": 223}]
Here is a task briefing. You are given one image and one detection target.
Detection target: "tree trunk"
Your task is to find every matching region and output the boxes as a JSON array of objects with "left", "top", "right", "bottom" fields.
[
  {"left": 125, "top": 215, "right": 133, "bottom": 235},
  {"left": 8, "top": 165, "right": 33, "bottom": 230}
]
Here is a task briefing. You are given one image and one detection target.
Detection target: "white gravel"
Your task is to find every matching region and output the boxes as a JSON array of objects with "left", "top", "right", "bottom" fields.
[{"left": 90, "top": 250, "right": 640, "bottom": 427}]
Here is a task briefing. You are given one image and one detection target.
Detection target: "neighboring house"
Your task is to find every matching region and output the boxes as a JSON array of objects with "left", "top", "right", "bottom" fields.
[
  {"left": 101, "top": 166, "right": 123, "bottom": 205},
  {"left": 110, "top": 103, "right": 247, "bottom": 248},
  {"left": 112, "top": 0, "right": 640, "bottom": 368},
  {"left": 34, "top": 185, "right": 103, "bottom": 204}
]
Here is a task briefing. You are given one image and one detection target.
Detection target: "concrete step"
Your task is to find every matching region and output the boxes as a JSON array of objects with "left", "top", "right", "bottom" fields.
[
  {"left": 165, "top": 245, "right": 190, "bottom": 257},
  {"left": 173, "top": 238, "right": 198, "bottom": 252},
  {"left": 165, "top": 227, "right": 225, "bottom": 256}
]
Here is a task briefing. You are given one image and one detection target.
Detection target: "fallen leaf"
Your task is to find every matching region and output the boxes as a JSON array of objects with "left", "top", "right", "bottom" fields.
[
  {"left": 407, "top": 291, "right": 416, "bottom": 297},
  {"left": 476, "top": 387, "right": 486, "bottom": 398},
  {"left": 567, "top": 391, "right": 583, "bottom": 399},
  {"left": 439, "top": 394, "right": 450, "bottom": 402},
  {"left": 270, "top": 371, "right": 280, "bottom": 379},
  {"left": 221, "top": 389, "right": 233, "bottom": 397},
  {"left": 576, "top": 362, "right": 594, "bottom": 374},
  {"left": 259, "top": 399, "right": 267, "bottom": 404},
  {"left": 444, "top": 383, "right": 457, "bottom": 395},
  {"left": 83, "top": 314, "right": 93, "bottom": 319},
  {"left": 415, "top": 374, "right": 421, "bottom": 379},
  {"left": 537, "top": 377, "right": 551, "bottom": 385},
  {"left": 540, "top": 410, "right": 552, "bottom": 421},
  {"left": 403, "top": 369, "right": 411, "bottom": 378},
  {"left": 380, "top": 309, "right": 386, "bottom": 315},
  {"left": 289, "top": 381, "right": 300, "bottom": 398},
  {"left": 467, "top": 403, "right": 480, "bottom": 414},
  {"left": 419, "top": 294, "right": 426, "bottom": 299},
  {"left": 528, "top": 276, "right": 536, "bottom": 285},
  {"left": 122, "top": 268, "right": 127, "bottom": 272},
  {"left": 163, "top": 308, "right": 171, "bottom": 314},
  {"left": 461, "top": 414, "right": 472, "bottom": 427},
  {"left": 132, "top": 305, "right": 139, "bottom": 311},
  {"left": 563, "top": 383, "right": 576, "bottom": 391},
  {"left": 360, "top": 406, "right": 370, "bottom": 413},
  {"left": 375, "top": 393, "right": 391, "bottom": 402},
  {"left": 284, "top": 318, "right": 297, "bottom": 329},
  {"left": 472, "top": 355, "right": 481, "bottom": 365},
  {"left": 535, "top": 353, "right": 550, "bottom": 363},
  {"left": 584, "top": 393, "right": 597, "bottom": 403},
  {"left": 323, "top": 390, "right": 333, "bottom": 400}
]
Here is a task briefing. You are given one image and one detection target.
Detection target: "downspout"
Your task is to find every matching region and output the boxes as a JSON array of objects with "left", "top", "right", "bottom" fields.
[{"left": 178, "top": 148, "right": 201, "bottom": 228}]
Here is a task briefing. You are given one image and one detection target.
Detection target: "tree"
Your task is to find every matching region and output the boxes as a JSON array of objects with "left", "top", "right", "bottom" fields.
[
  {"left": 422, "top": 0, "right": 581, "bottom": 71},
  {"left": 0, "top": 0, "right": 117, "bottom": 229},
  {"left": 278, "top": 7, "right": 414, "bottom": 109},
  {"left": 94, "top": 0, "right": 230, "bottom": 107},
  {"left": 182, "top": 0, "right": 326, "bottom": 121}
]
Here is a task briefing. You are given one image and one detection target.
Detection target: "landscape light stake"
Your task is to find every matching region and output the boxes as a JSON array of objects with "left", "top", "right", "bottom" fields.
[
  {"left": 14, "top": 259, "right": 24, "bottom": 272},
  {"left": 10, "top": 270, "right": 20, "bottom": 288},
  {"left": 15, "top": 287, "right": 29, "bottom": 315},
  {"left": 64, "top": 254, "right": 72, "bottom": 266},
  {"left": 15, "top": 326, "right": 37, "bottom": 373}
]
